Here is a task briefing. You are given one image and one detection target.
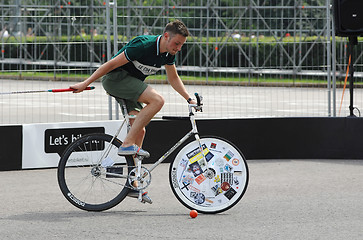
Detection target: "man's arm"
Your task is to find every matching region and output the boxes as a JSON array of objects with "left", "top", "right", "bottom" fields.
[
  {"left": 71, "top": 52, "right": 129, "bottom": 92},
  {"left": 165, "top": 64, "right": 194, "bottom": 102}
]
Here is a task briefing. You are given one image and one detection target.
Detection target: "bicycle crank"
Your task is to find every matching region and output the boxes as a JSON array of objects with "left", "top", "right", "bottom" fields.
[{"left": 128, "top": 166, "right": 152, "bottom": 190}]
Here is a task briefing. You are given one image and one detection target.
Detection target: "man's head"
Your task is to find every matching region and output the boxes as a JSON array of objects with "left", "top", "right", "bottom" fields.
[
  {"left": 164, "top": 20, "right": 189, "bottom": 38},
  {"left": 162, "top": 20, "right": 189, "bottom": 55}
]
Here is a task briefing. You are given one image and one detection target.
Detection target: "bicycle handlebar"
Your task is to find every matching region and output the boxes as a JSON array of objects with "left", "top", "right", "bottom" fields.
[
  {"left": 163, "top": 93, "right": 203, "bottom": 120},
  {"left": 162, "top": 116, "right": 190, "bottom": 120}
]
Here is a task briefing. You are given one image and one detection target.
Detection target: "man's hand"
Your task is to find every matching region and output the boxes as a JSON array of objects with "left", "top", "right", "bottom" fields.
[
  {"left": 188, "top": 99, "right": 197, "bottom": 105},
  {"left": 70, "top": 81, "right": 89, "bottom": 93},
  {"left": 188, "top": 99, "right": 202, "bottom": 112}
]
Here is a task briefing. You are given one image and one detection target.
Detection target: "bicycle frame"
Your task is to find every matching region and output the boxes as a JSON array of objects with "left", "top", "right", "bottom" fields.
[
  {"left": 103, "top": 99, "right": 208, "bottom": 179},
  {"left": 58, "top": 93, "right": 248, "bottom": 212}
]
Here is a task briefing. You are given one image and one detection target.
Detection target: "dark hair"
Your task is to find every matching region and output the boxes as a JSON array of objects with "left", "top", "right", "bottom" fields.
[{"left": 164, "top": 20, "right": 189, "bottom": 37}]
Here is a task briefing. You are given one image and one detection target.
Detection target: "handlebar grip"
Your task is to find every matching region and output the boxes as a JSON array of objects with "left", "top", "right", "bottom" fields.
[{"left": 195, "top": 93, "right": 201, "bottom": 106}]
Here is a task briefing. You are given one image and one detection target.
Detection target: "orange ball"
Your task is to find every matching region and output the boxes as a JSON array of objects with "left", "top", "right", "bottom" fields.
[{"left": 190, "top": 210, "right": 198, "bottom": 218}]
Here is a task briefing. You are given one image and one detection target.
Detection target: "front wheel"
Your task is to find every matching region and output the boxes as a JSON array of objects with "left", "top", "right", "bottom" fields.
[{"left": 169, "top": 136, "right": 249, "bottom": 214}]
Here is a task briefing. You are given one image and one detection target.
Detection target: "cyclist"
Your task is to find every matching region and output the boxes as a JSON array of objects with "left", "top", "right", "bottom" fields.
[{"left": 70, "top": 20, "right": 197, "bottom": 203}]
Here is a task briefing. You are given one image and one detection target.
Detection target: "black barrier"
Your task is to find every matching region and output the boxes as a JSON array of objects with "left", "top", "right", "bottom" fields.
[
  {"left": 142, "top": 117, "right": 363, "bottom": 163},
  {"left": 0, "top": 126, "right": 22, "bottom": 171},
  {"left": 1, "top": 118, "right": 363, "bottom": 171}
]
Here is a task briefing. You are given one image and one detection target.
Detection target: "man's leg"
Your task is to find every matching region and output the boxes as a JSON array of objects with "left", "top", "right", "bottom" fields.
[
  {"left": 121, "top": 86, "right": 164, "bottom": 148},
  {"left": 127, "top": 111, "right": 152, "bottom": 203},
  {"left": 128, "top": 110, "right": 146, "bottom": 147},
  {"left": 122, "top": 87, "right": 162, "bottom": 204}
]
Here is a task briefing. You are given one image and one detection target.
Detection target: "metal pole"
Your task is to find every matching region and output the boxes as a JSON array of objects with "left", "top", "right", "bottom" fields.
[
  {"left": 90, "top": 1, "right": 95, "bottom": 75},
  {"left": 348, "top": 37, "right": 358, "bottom": 117},
  {"left": 126, "top": 0, "right": 131, "bottom": 40},
  {"left": 111, "top": 1, "right": 120, "bottom": 120},
  {"left": 326, "top": 0, "right": 332, "bottom": 117},
  {"left": 331, "top": 2, "right": 337, "bottom": 117},
  {"left": 206, "top": 0, "right": 210, "bottom": 83},
  {"left": 106, "top": 0, "right": 113, "bottom": 120}
]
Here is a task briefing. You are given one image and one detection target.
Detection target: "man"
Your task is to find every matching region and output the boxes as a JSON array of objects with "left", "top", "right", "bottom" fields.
[{"left": 70, "top": 20, "right": 196, "bottom": 203}]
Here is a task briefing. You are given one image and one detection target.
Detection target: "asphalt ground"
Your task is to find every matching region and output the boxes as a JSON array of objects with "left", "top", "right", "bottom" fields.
[{"left": 1, "top": 160, "right": 362, "bottom": 240}]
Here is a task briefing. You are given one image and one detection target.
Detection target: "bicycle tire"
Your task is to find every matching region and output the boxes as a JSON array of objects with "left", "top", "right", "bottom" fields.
[
  {"left": 57, "top": 133, "right": 135, "bottom": 212},
  {"left": 169, "top": 136, "right": 249, "bottom": 214}
]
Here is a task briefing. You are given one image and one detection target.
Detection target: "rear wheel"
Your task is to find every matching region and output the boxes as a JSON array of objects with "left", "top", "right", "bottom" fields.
[
  {"left": 57, "top": 133, "right": 135, "bottom": 211},
  {"left": 169, "top": 136, "right": 248, "bottom": 214}
]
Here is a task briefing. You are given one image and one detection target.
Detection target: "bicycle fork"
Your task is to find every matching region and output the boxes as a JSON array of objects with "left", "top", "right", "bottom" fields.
[{"left": 189, "top": 112, "right": 209, "bottom": 171}]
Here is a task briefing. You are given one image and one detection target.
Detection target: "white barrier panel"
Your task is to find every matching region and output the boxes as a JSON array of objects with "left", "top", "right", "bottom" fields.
[{"left": 22, "top": 121, "right": 125, "bottom": 169}]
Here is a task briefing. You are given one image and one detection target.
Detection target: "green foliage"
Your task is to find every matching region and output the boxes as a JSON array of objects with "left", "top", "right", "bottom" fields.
[{"left": 1, "top": 34, "right": 361, "bottom": 73}]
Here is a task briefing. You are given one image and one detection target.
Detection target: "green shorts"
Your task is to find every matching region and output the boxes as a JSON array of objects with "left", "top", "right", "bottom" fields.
[{"left": 102, "top": 69, "right": 148, "bottom": 114}]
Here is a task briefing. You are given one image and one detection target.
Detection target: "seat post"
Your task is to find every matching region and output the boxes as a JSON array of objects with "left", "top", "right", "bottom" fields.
[{"left": 119, "top": 99, "right": 128, "bottom": 118}]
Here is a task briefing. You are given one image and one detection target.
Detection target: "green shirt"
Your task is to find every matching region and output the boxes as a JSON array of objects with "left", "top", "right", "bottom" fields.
[{"left": 113, "top": 35, "right": 176, "bottom": 81}]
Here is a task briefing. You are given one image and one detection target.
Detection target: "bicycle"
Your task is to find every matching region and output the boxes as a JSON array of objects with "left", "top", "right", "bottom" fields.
[{"left": 57, "top": 93, "right": 249, "bottom": 214}]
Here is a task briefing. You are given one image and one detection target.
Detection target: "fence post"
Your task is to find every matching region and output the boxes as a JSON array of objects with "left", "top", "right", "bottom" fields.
[
  {"left": 111, "top": 1, "right": 120, "bottom": 120},
  {"left": 326, "top": 0, "right": 332, "bottom": 117},
  {"left": 106, "top": 0, "right": 113, "bottom": 120},
  {"left": 331, "top": 1, "right": 337, "bottom": 117}
]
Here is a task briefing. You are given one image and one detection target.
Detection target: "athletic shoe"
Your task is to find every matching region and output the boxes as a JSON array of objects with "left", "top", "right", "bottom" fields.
[
  {"left": 118, "top": 144, "right": 150, "bottom": 157},
  {"left": 127, "top": 190, "right": 153, "bottom": 204}
]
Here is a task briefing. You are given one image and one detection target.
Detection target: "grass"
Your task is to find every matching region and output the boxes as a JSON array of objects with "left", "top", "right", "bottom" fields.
[
  {"left": 4, "top": 34, "right": 362, "bottom": 44},
  {"left": 0, "top": 71, "right": 360, "bottom": 87},
  {"left": 146, "top": 73, "right": 340, "bottom": 85},
  {"left": 0, "top": 71, "right": 89, "bottom": 79}
]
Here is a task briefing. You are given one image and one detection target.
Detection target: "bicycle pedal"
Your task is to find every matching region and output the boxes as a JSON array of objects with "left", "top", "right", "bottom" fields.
[{"left": 139, "top": 192, "right": 153, "bottom": 204}]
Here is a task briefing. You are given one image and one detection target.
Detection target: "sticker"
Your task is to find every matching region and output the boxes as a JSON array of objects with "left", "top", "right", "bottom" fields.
[
  {"left": 204, "top": 168, "right": 216, "bottom": 179},
  {"left": 205, "top": 151, "right": 214, "bottom": 161},
  {"left": 182, "top": 174, "right": 194, "bottom": 185},
  {"left": 210, "top": 143, "right": 217, "bottom": 149},
  {"left": 101, "top": 156, "right": 115, "bottom": 168},
  {"left": 188, "top": 184, "right": 200, "bottom": 193},
  {"left": 179, "top": 158, "right": 188, "bottom": 168},
  {"left": 205, "top": 198, "right": 214, "bottom": 204},
  {"left": 221, "top": 182, "right": 231, "bottom": 191},
  {"left": 223, "top": 150, "right": 234, "bottom": 161},
  {"left": 195, "top": 174, "right": 207, "bottom": 184},
  {"left": 181, "top": 182, "right": 190, "bottom": 190},
  {"left": 224, "top": 188, "right": 237, "bottom": 200},
  {"left": 214, "top": 175, "right": 221, "bottom": 183},
  {"left": 197, "top": 158, "right": 206, "bottom": 168},
  {"left": 233, "top": 177, "right": 240, "bottom": 185},
  {"left": 211, "top": 184, "right": 222, "bottom": 196},
  {"left": 178, "top": 160, "right": 189, "bottom": 183},
  {"left": 221, "top": 172, "right": 234, "bottom": 185},
  {"left": 224, "top": 163, "right": 233, "bottom": 172},
  {"left": 187, "top": 144, "right": 214, "bottom": 163},
  {"left": 232, "top": 158, "right": 240, "bottom": 166},
  {"left": 190, "top": 162, "right": 203, "bottom": 177},
  {"left": 194, "top": 193, "right": 206, "bottom": 205}
]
